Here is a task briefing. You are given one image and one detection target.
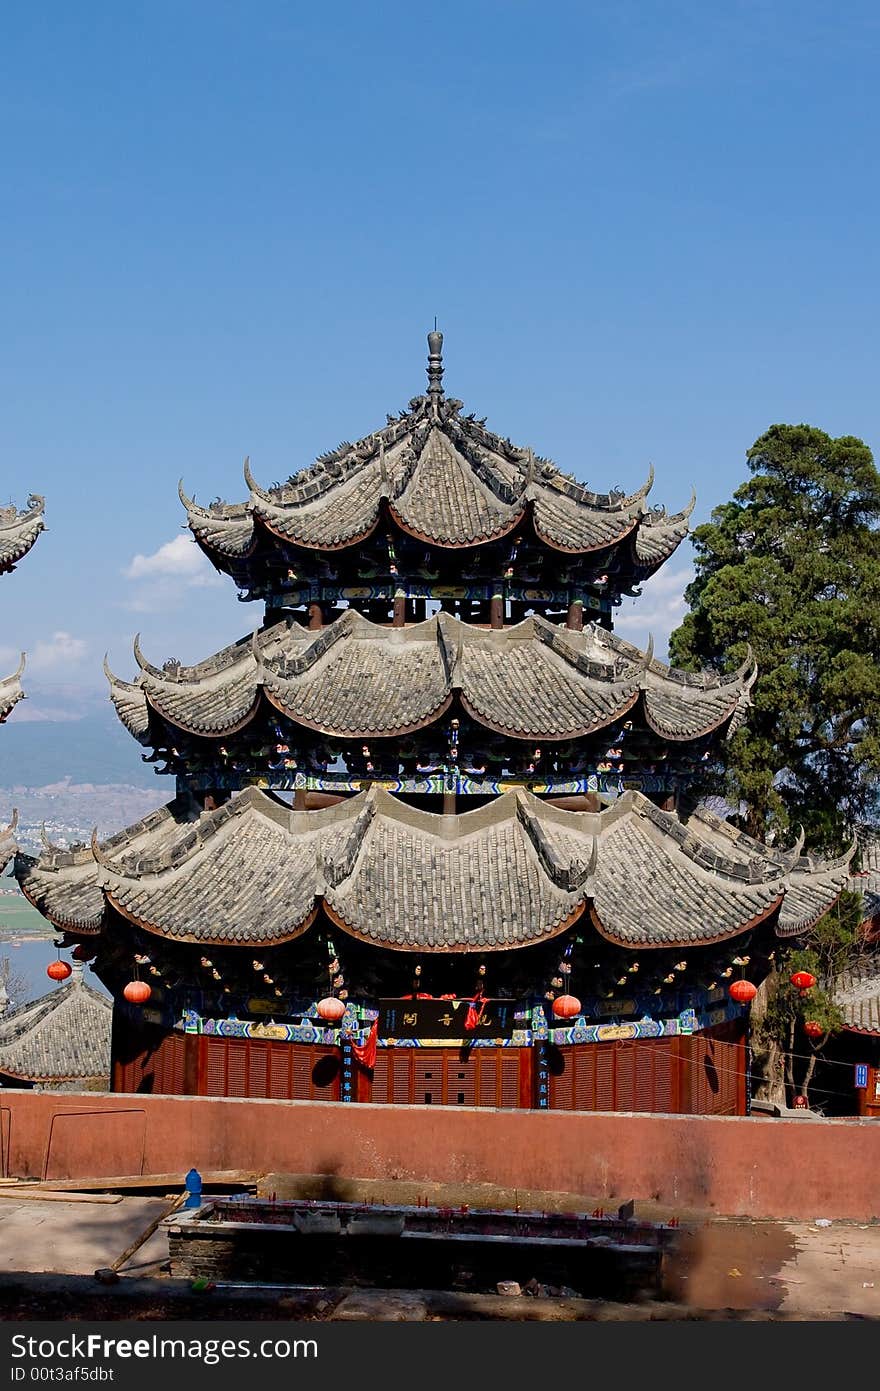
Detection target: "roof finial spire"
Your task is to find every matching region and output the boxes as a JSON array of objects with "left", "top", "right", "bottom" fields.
[{"left": 426, "top": 324, "right": 444, "bottom": 406}]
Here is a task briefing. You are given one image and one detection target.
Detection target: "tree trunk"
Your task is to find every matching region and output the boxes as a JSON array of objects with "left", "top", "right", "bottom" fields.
[
  {"left": 744, "top": 805, "right": 767, "bottom": 841},
  {"left": 747, "top": 973, "right": 787, "bottom": 1105},
  {"left": 801, "top": 1037, "right": 827, "bottom": 1109},
  {"left": 784, "top": 1019, "right": 796, "bottom": 1104}
]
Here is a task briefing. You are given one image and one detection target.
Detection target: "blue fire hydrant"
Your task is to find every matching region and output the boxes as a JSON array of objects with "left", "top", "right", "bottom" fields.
[{"left": 184, "top": 1167, "right": 203, "bottom": 1209}]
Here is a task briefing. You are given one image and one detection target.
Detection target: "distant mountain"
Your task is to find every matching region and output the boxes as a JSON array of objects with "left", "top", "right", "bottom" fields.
[{"left": 0, "top": 710, "right": 157, "bottom": 788}]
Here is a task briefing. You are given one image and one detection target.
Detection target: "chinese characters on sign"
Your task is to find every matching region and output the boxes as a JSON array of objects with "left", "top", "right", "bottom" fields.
[{"left": 380, "top": 998, "right": 515, "bottom": 1039}]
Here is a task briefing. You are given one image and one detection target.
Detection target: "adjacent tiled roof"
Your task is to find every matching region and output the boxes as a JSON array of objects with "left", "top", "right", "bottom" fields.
[
  {"left": 15, "top": 787, "right": 850, "bottom": 952},
  {"left": 1, "top": 495, "right": 44, "bottom": 721},
  {"left": 105, "top": 611, "right": 756, "bottom": 745},
  {"left": 633, "top": 495, "right": 696, "bottom": 566},
  {"left": 0, "top": 495, "right": 45, "bottom": 573},
  {"left": 0, "top": 653, "right": 25, "bottom": 723},
  {"left": 0, "top": 812, "right": 17, "bottom": 872},
  {"left": 15, "top": 799, "right": 196, "bottom": 933},
  {"left": 180, "top": 337, "right": 692, "bottom": 564},
  {"left": 682, "top": 806, "right": 854, "bottom": 937},
  {"left": 849, "top": 833, "right": 880, "bottom": 925},
  {"left": 829, "top": 961, "right": 880, "bottom": 1035},
  {"left": 0, "top": 964, "right": 111, "bottom": 1082}
]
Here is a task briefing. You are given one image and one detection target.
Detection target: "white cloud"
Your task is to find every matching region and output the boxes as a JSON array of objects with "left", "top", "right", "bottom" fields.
[
  {"left": 10, "top": 703, "right": 84, "bottom": 723},
  {"left": 122, "top": 534, "right": 221, "bottom": 612},
  {"left": 30, "top": 631, "right": 88, "bottom": 672},
  {"left": 125, "top": 534, "right": 219, "bottom": 583},
  {"left": 0, "top": 631, "right": 88, "bottom": 676},
  {"left": 614, "top": 566, "right": 693, "bottom": 659}
]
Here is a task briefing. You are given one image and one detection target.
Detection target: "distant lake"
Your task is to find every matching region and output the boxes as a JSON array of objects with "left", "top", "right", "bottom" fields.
[
  {"left": 0, "top": 882, "right": 111, "bottom": 1005},
  {"left": 1, "top": 927, "right": 110, "bottom": 1006}
]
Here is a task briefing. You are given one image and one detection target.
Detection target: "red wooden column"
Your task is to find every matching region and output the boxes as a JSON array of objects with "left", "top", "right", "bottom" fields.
[
  {"left": 566, "top": 597, "right": 584, "bottom": 630},
  {"left": 182, "top": 1033, "right": 200, "bottom": 1096},
  {"left": 307, "top": 602, "right": 323, "bottom": 630}
]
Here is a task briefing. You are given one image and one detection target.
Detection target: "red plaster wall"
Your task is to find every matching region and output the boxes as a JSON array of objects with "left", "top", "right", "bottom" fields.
[{"left": 2, "top": 1091, "right": 878, "bottom": 1220}]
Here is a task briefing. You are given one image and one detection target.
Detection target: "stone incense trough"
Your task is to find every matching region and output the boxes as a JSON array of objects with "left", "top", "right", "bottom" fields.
[{"left": 165, "top": 1197, "right": 677, "bottom": 1299}]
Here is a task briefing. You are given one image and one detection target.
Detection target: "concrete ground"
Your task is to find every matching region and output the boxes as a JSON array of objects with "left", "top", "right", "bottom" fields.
[
  {"left": 0, "top": 1195, "right": 171, "bottom": 1277},
  {"left": 661, "top": 1218, "right": 880, "bottom": 1317},
  {"left": 0, "top": 1193, "right": 877, "bottom": 1318}
]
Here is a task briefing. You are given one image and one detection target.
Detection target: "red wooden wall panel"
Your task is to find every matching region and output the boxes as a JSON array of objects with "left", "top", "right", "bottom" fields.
[
  {"left": 365, "top": 1047, "right": 530, "bottom": 1107},
  {"left": 547, "top": 1027, "right": 745, "bottom": 1116}
]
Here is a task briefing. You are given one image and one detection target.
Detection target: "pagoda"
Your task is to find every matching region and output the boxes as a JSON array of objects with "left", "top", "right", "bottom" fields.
[{"left": 15, "top": 339, "right": 852, "bottom": 1113}]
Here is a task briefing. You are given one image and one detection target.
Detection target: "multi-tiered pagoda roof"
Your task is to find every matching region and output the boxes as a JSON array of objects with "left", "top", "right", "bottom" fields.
[
  {"left": 179, "top": 333, "right": 692, "bottom": 624},
  {"left": 10, "top": 338, "right": 856, "bottom": 1114},
  {"left": 19, "top": 787, "right": 849, "bottom": 951},
  {"left": 104, "top": 611, "right": 757, "bottom": 791}
]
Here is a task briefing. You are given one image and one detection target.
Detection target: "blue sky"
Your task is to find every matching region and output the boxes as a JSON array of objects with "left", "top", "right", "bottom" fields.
[{"left": 2, "top": 1, "right": 879, "bottom": 726}]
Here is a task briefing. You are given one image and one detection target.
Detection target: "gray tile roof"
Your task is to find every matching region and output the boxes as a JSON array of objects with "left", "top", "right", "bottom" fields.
[
  {"left": 684, "top": 803, "right": 854, "bottom": 937},
  {"left": 849, "top": 833, "right": 880, "bottom": 924},
  {"left": 829, "top": 960, "right": 880, "bottom": 1035},
  {"left": 391, "top": 428, "right": 520, "bottom": 546},
  {"left": 180, "top": 359, "right": 690, "bottom": 564},
  {"left": 105, "top": 611, "right": 755, "bottom": 745},
  {"left": 633, "top": 495, "right": 696, "bottom": 564},
  {"left": 0, "top": 812, "right": 17, "bottom": 872},
  {"left": 776, "top": 863, "right": 856, "bottom": 935},
  {"left": 15, "top": 799, "right": 197, "bottom": 933},
  {"left": 0, "top": 964, "right": 111, "bottom": 1082},
  {"left": 0, "top": 653, "right": 25, "bottom": 723},
  {"left": 0, "top": 495, "right": 45, "bottom": 572},
  {"left": 15, "top": 787, "right": 850, "bottom": 952}
]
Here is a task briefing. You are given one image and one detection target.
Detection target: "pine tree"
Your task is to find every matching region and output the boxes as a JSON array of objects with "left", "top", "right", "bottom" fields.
[{"left": 669, "top": 424, "right": 880, "bottom": 849}]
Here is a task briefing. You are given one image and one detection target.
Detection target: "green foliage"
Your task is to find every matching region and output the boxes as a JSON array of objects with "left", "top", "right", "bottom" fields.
[
  {"left": 669, "top": 424, "right": 880, "bottom": 849},
  {"left": 761, "top": 890, "right": 866, "bottom": 1103},
  {"left": 764, "top": 950, "right": 844, "bottom": 1043}
]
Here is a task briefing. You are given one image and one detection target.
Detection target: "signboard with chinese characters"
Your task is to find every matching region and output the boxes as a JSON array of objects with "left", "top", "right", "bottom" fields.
[
  {"left": 855, "top": 1063, "right": 869, "bottom": 1089},
  {"left": 379, "top": 998, "right": 515, "bottom": 1040}
]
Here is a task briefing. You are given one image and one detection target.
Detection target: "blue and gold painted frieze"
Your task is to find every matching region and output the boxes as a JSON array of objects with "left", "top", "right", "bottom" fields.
[
  {"left": 162, "top": 993, "right": 737, "bottom": 1049},
  {"left": 184, "top": 770, "right": 681, "bottom": 797}
]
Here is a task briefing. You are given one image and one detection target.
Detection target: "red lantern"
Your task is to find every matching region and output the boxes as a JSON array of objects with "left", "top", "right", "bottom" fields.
[
  {"left": 728, "top": 979, "right": 757, "bottom": 1004},
  {"left": 47, "top": 960, "right": 72, "bottom": 982},
  {"left": 70, "top": 944, "right": 94, "bottom": 962},
  {"left": 790, "top": 971, "right": 817, "bottom": 992},
  {"left": 316, "top": 996, "right": 346, "bottom": 1023},
  {"left": 803, "top": 1020, "right": 823, "bottom": 1039},
  {"left": 123, "top": 980, "right": 151, "bottom": 1005},
  {"left": 551, "top": 994, "right": 582, "bottom": 1020}
]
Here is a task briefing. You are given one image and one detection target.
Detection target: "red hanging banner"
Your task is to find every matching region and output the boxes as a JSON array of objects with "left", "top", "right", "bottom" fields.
[{"left": 352, "top": 1018, "right": 378, "bottom": 1070}]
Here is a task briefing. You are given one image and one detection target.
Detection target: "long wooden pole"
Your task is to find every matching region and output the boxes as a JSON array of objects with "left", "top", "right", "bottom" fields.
[
  {"left": 0, "top": 1189, "right": 122, "bottom": 1204},
  {"left": 110, "top": 1190, "right": 187, "bottom": 1272}
]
